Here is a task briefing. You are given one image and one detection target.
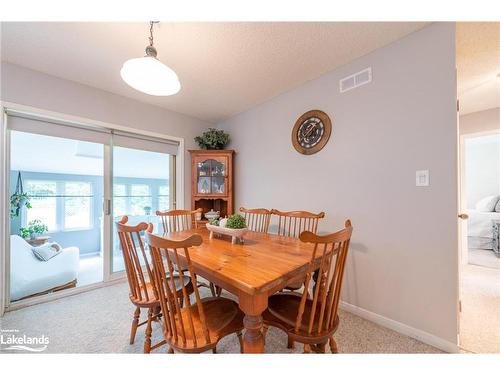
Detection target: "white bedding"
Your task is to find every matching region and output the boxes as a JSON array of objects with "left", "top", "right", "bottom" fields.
[{"left": 467, "top": 209, "right": 500, "bottom": 251}]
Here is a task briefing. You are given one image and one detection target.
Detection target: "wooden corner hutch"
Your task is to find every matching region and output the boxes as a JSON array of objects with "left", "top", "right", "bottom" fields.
[{"left": 189, "top": 150, "right": 234, "bottom": 225}]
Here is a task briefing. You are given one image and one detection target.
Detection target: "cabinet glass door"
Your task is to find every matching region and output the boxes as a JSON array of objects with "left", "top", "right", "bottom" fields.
[{"left": 196, "top": 158, "right": 226, "bottom": 195}]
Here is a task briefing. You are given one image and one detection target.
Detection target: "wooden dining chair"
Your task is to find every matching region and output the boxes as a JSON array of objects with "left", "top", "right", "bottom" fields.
[
  {"left": 271, "top": 209, "right": 325, "bottom": 238},
  {"left": 263, "top": 220, "right": 353, "bottom": 353},
  {"left": 145, "top": 226, "right": 245, "bottom": 353},
  {"left": 239, "top": 207, "right": 272, "bottom": 233},
  {"left": 271, "top": 209, "right": 326, "bottom": 293},
  {"left": 156, "top": 208, "right": 202, "bottom": 234},
  {"left": 116, "top": 216, "right": 194, "bottom": 353},
  {"left": 156, "top": 208, "right": 220, "bottom": 297}
]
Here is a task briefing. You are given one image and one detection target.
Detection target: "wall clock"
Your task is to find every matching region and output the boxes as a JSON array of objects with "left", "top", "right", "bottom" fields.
[{"left": 291, "top": 110, "right": 332, "bottom": 155}]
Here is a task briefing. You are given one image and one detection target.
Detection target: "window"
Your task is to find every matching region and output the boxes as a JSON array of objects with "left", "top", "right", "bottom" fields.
[
  {"left": 25, "top": 179, "right": 93, "bottom": 232},
  {"left": 130, "top": 184, "right": 151, "bottom": 215},
  {"left": 25, "top": 180, "right": 57, "bottom": 231},
  {"left": 64, "top": 182, "right": 92, "bottom": 230},
  {"left": 158, "top": 185, "right": 170, "bottom": 211},
  {"left": 113, "top": 184, "right": 127, "bottom": 217}
]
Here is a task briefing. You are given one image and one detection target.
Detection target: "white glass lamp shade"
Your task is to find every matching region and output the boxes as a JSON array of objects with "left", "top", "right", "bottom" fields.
[{"left": 120, "top": 56, "right": 181, "bottom": 96}]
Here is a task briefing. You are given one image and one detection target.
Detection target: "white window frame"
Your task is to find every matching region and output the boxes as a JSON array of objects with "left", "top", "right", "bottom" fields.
[
  {"left": 0, "top": 101, "right": 184, "bottom": 314},
  {"left": 22, "top": 179, "right": 94, "bottom": 233},
  {"left": 62, "top": 180, "right": 94, "bottom": 231}
]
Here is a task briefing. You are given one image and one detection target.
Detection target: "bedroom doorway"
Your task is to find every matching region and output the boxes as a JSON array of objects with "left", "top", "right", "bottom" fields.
[{"left": 456, "top": 21, "right": 500, "bottom": 353}]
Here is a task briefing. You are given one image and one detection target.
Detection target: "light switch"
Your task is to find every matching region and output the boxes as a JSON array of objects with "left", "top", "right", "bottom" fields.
[{"left": 416, "top": 170, "right": 429, "bottom": 187}]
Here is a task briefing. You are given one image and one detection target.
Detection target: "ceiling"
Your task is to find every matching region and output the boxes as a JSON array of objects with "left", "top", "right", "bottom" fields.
[
  {"left": 456, "top": 22, "right": 500, "bottom": 115},
  {"left": 11, "top": 131, "right": 169, "bottom": 179},
  {"left": 1, "top": 22, "right": 428, "bottom": 123}
]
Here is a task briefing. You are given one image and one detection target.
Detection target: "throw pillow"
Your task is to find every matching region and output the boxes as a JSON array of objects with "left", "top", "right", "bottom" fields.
[
  {"left": 32, "top": 242, "right": 62, "bottom": 261},
  {"left": 475, "top": 195, "right": 500, "bottom": 212}
]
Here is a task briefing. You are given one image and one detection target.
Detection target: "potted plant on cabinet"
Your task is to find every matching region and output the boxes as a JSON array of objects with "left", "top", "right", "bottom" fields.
[{"left": 194, "top": 128, "right": 230, "bottom": 150}]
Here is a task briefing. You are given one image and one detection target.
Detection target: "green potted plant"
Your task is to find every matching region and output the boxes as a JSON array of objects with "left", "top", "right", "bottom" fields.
[
  {"left": 10, "top": 192, "right": 32, "bottom": 218},
  {"left": 194, "top": 128, "right": 230, "bottom": 150},
  {"left": 10, "top": 171, "right": 32, "bottom": 218},
  {"left": 20, "top": 219, "right": 49, "bottom": 240},
  {"left": 143, "top": 206, "right": 152, "bottom": 215}
]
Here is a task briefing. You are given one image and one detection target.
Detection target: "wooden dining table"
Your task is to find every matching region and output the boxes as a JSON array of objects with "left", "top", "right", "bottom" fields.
[{"left": 162, "top": 227, "right": 322, "bottom": 353}]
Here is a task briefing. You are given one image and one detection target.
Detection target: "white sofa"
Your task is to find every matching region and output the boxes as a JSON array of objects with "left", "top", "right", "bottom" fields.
[{"left": 10, "top": 235, "right": 80, "bottom": 301}]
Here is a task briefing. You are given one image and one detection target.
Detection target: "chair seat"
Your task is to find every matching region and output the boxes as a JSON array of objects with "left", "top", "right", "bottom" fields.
[
  {"left": 170, "top": 297, "right": 244, "bottom": 351},
  {"left": 284, "top": 274, "right": 305, "bottom": 291},
  {"left": 131, "top": 274, "right": 193, "bottom": 307},
  {"left": 263, "top": 293, "right": 339, "bottom": 337}
]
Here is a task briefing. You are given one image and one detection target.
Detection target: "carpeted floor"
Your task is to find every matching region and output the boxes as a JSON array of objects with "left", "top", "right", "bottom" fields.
[
  {"left": 0, "top": 281, "right": 442, "bottom": 354},
  {"left": 468, "top": 249, "right": 500, "bottom": 270},
  {"left": 460, "top": 264, "right": 500, "bottom": 353}
]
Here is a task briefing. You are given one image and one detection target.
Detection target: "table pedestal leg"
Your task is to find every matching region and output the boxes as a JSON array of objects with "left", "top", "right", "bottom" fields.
[
  {"left": 243, "top": 314, "right": 264, "bottom": 353},
  {"left": 239, "top": 293, "right": 267, "bottom": 353}
]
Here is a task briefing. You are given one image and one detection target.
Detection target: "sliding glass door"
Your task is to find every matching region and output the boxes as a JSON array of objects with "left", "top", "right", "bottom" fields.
[
  {"left": 111, "top": 146, "right": 172, "bottom": 273},
  {"left": 9, "top": 130, "right": 105, "bottom": 301},
  {"left": 6, "top": 112, "right": 178, "bottom": 305}
]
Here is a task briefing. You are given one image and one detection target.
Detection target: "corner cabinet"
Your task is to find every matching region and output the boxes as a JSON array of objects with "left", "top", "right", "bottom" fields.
[{"left": 189, "top": 150, "right": 234, "bottom": 224}]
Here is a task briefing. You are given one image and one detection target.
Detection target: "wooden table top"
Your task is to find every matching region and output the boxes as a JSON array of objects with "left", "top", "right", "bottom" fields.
[{"left": 162, "top": 228, "right": 318, "bottom": 296}]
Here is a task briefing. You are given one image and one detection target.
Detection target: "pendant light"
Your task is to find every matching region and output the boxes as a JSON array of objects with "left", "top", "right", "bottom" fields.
[{"left": 121, "top": 22, "right": 181, "bottom": 96}]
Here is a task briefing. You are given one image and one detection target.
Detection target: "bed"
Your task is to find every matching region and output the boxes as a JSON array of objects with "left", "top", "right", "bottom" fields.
[{"left": 468, "top": 209, "right": 500, "bottom": 255}]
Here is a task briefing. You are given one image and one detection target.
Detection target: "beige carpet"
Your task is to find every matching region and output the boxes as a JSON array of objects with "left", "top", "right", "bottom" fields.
[
  {"left": 0, "top": 281, "right": 442, "bottom": 354},
  {"left": 460, "top": 264, "right": 500, "bottom": 353}
]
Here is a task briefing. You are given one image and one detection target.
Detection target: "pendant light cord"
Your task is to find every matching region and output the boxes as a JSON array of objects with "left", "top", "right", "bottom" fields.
[{"left": 149, "top": 21, "right": 154, "bottom": 47}]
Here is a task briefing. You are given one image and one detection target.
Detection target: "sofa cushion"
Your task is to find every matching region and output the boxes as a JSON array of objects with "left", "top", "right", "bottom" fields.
[
  {"left": 475, "top": 195, "right": 500, "bottom": 212},
  {"left": 31, "top": 242, "right": 62, "bottom": 261}
]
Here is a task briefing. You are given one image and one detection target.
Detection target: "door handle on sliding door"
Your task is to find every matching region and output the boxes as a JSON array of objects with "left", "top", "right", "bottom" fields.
[{"left": 103, "top": 199, "right": 111, "bottom": 215}]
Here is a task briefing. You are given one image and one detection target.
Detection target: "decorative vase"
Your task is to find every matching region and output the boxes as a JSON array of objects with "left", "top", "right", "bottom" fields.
[{"left": 205, "top": 209, "right": 220, "bottom": 221}]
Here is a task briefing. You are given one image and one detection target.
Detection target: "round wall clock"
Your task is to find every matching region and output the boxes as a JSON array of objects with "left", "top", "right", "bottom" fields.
[{"left": 291, "top": 110, "right": 332, "bottom": 155}]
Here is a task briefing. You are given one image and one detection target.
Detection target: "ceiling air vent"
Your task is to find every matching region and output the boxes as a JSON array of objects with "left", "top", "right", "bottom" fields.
[{"left": 339, "top": 67, "right": 372, "bottom": 93}]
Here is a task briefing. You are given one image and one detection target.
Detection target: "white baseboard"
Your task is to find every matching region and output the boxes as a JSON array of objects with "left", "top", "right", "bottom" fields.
[{"left": 339, "top": 300, "right": 459, "bottom": 353}]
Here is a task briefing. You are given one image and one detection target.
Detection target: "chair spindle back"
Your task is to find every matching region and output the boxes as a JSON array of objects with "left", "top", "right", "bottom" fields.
[
  {"left": 271, "top": 209, "right": 325, "bottom": 238},
  {"left": 146, "top": 226, "right": 211, "bottom": 349},
  {"left": 239, "top": 207, "right": 272, "bottom": 233},
  {"left": 295, "top": 220, "right": 353, "bottom": 336},
  {"left": 156, "top": 209, "right": 201, "bottom": 234},
  {"left": 116, "top": 216, "right": 156, "bottom": 302}
]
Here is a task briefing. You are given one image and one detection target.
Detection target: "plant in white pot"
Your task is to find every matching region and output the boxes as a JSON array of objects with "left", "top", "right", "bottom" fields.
[{"left": 207, "top": 214, "right": 247, "bottom": 244}]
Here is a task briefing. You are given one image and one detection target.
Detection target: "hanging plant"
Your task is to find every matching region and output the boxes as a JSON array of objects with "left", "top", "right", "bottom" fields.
[
  {"left": 10, "top": 172, "right": 32, "bottom": 218},
  {"left": 194, "top": 128, "right": 230, "bottom": 150}
]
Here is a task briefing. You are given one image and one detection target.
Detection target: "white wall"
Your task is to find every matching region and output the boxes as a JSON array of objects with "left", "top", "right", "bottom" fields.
[
  {"left": 459, "top": 108, "right": 500, "bottom": 208},
  {"left": 464, "top": 134, "right": 500, "bottom": 208},
  {"left": 460, "top": 107, "right": 500, "bottom": 136},
  {"left": 0, "top": 62, "right": 212, "bottom": 208},
  {"left": 218, "top": 23, "right": 458, "bottom": 346}
]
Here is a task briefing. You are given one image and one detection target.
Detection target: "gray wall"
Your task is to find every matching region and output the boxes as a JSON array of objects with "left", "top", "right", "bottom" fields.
[
  {"left": 218, "top": 23, "right": 458, "bottom": 344},
  {"left": 0, "top": 62, "right": 211, "bottom": 209}
]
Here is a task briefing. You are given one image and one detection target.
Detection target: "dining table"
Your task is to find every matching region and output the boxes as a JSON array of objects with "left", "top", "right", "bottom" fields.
[{"left": 162, "top": 227, "right": 322, "bottom": 353}]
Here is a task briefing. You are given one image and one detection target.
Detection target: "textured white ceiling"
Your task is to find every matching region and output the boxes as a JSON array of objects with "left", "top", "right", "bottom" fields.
[
  {"left": 1, "top": 22, "right": 428, "bottom": 123},
  {"left": 456, "top": 22, "right": 500, "bottom": 115}
]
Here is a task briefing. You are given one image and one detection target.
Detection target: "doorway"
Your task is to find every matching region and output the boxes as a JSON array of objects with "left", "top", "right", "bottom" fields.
[{"left": 456, "top": 21, "right": 500, "bottom": 353}]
